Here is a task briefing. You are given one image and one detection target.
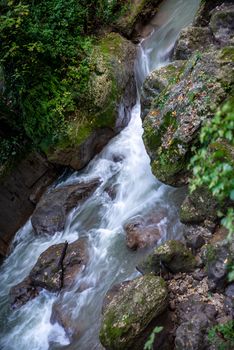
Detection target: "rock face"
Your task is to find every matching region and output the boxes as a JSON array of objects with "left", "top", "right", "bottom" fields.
[
  {"left": 209, "top": 4, "right": 234, "bottom": 45},
  {"left": 113, "top": 0, "right": 163, "bottom": 39},
  {"left": 0, "top": 152, "right": 59, "bottom": 259},
  {"left": 124, "top": 209, "right": 166, "bottom": 250},
  {"left": 99, "top": 275, "right": 168, "bottom": 350},
  {"left": 31, "top": 178, "right": 100, "bottom": 235},
  {"left": 138, "top": 240, "right": 196, "bottom": 275},
  {"left": 175, "top": 299, "right": 217, "bottom": 350},
  {"left": 46, "top": 33, "right": 137, "bottom": 170},
  {"left": 10, "top": 238, "right": 88, "bottom": 309},
  {"left": 142, "top": 5, "right": 234, "bottom": 186}
]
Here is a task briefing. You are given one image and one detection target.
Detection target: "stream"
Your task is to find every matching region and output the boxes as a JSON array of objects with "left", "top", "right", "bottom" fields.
[{"left": 0, "top": 1, "right": 200, "bottom": 349}]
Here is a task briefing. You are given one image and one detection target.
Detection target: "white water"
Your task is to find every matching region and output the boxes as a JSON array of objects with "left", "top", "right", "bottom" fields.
[{"left": 0, "top": 1, "right": 200, "bottom": 349}]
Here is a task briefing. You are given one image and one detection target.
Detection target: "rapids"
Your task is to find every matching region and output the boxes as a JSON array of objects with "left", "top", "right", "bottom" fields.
[{"left": 0, "top": 1, "right": 200, "bottom": 349}]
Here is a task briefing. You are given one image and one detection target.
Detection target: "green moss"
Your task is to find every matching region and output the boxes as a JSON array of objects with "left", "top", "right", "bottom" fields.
[{"left": 219, "top": 46, "right": 234, "bottom": 62}]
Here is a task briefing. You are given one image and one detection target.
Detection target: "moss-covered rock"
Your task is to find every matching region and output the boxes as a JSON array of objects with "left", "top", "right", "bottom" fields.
[
  {"left": 180, "top": 187, "right": 219, "bottom": 225},
  {"left": 46, "top": 32, "right": 136, "bottom": 170},
  {"left": 142, "top": 46, "right": 234, "bottom": 186},
  {"left": 99, "top": 274, "right": 168, "bottom": 350},
  {"left": 173, "top": 26, "right": 214, "bottom": 60},
  {"left": 113, "top": 0, "right": 162, "bottom": 39},
  {"left": 138, "top": 240, "right": 196, "bottom": 275}
]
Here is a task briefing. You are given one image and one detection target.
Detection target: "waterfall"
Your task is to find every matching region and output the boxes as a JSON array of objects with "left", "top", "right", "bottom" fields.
[{"left": 0, "top": 1, "right": 200, "bottom": 349}]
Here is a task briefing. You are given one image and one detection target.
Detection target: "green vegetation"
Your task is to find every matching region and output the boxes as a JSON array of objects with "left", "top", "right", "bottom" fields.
[
  {"left": 0, "top": 0, "right": 124, "bottom": 165},
  {"left": 208, "top": 321, "right": 234, "bottom": 350},
  {"left": 190, "top": 98, "right": 234, "bottom": 239},
  {"left": 144, "top": 326, "right": 163, "bottom": 350}
]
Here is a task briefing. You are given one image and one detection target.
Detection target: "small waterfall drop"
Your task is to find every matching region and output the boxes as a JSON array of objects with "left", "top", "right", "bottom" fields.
[{"left": 0, "top": 1, "right": 200, "bottom": 349}]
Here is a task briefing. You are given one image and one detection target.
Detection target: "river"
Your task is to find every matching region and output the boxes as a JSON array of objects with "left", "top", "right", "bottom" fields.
[{"left": 0, "top": 1, "right": 200, "bottom": 349}]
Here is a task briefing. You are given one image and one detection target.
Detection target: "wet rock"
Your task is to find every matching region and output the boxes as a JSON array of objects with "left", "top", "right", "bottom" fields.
[
  {"left": 193, "top": 0, "right": 225, "bottom": 27},
  {"left": 138, "top": 240, "right": 196, "bottom": 275},
  {"left": 30, "top": 243, "right": 66, "bottom": 292},
  {"left": 183, "top": 225, "right": 212, "bottom": 251},
  {"left": 31, "top": 178, "right": 100, "bottom": 235},
  {"left": 124, "top": 215, "right": 162, "bottom": 250},
  {"left": 63, "top": 239, "right": 89, "bottom": 289},
  {"left": 209, "top": 4, "right": 234, "bottom": 45},
  {"left": 10, "top": 239, "right": 89, "bottom": 309},
  {"left": 46, "top": 33, "right": 137, "bottom": 170},
  {"left": 142, "top": 46, "right": 234, "bottom": 186},
  {"left": 99, "top": 274, "right": 168, "bottom": 350},
  {"left": 175, "top": 299, "right": 217, "bottom": 350},
  {"left": 10, "top": 277, "right": 41, "bottom": 310},
  {"left": 173, "top": 26, "right": 214, "bottom": 60},
  {"left": 180, "top": 187, "right": 218, "bottom": 225}
]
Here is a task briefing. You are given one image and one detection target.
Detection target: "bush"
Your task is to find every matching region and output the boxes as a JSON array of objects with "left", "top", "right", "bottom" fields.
[
  {"left": 190, "top": 98, "right": 234, "bottom": 239},
  {"left": 208, "top": 321, "right": 234, "bottom": 350},
  {"left": 0, "top": 0, "right": 124, "bottom": 152}
]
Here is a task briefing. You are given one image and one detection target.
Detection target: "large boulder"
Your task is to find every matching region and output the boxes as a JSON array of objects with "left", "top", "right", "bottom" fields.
[
  {"left": 124, "top": 208, "right": 167, "bottom": 250},
  {"left": 10, "top": 238, "right": 89, "bottom": 309},
  {"left": 138, "top": 240, "right": 197, "bottom": 275},
  {"left": 31, "top": 178, "right": 100, "bottom": 235},
  {"left": 99, "top": 275, "right": 168, "bottom": 350},
  {"left": 142, "top": 46, "right": 234, "bottom": 186},
  {"left": 46, "top": 33, "right": 137, "bottom": 170}
]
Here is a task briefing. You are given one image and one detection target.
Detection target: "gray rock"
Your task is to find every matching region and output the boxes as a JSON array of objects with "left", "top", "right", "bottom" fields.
[
  {"left": 183, "top": 225, "right": 212, "bottom": 250},
  {"left": 210, "top": 4, "right": 234, "bottom": 45},
  {"left": 175, "top": 299, "right": 217, "bottom": 350},
  {"left": 31, "top": 178, "right": 100, "bottom": 235}
]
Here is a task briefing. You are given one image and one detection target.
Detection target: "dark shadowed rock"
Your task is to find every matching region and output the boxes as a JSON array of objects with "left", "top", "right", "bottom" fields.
[
  {"left": 175, "top": 299, "right": 217, "bottom": 350},
  {"left": 31, "top": 178, "right": 100, "bottom": 235},
  {"left": 124, "top": 215, "right": 161, "bottom": 250},
  {"left": 209, "top": 4, "right": 234, "bottom": 45},
  {"left": 173, "top": 26, "right": 214, "bottom": 60},
  {"left": 99, "top": 274, "right": 168, "bottom": 350},
  {"left": 10, "top": 277, "right": 42, "bottom": 310},
  {"left": 138, "top": 240, "right": 196, "bottom": 275},
  {"left": 10, "top": 238, "right": 89, "bottom": 309}
]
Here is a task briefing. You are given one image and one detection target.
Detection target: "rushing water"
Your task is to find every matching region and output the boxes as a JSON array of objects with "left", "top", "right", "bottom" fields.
[{"left": 0, "top": 1, "right": 200, "bottom": 349}]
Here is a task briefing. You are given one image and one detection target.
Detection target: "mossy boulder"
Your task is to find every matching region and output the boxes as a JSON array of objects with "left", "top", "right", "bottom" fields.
[
  {"left": 173, "top": 26, "right": 214, "bottom": 60},
  {"left": 138, "top": 240, "right": 196, "bottom": 275},
  {"left": 142, "top": 47, "right": 234, "bottom": 186},
  {"left": 99, "top": 274, "right": 168, "bottom": 350},
  {"left": 180, "top": 187, "right": 219, "bottom": 225},
  {"left": 46, "top": 33, "right": 136, "bottom": 170},
  {"left": 113, "top": 0, "right": 162, "bottom": 39}
]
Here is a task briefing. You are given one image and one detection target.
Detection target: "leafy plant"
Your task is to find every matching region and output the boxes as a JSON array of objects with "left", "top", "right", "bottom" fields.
[
  {"left": 144, "top": 326, "right": 163, "bottom": 350},
  {"left": 208, "top": 321, "right": 234, "bottom": 350},
  {"left": 189, "top": 98, "right": 234, "bottom": 239}
]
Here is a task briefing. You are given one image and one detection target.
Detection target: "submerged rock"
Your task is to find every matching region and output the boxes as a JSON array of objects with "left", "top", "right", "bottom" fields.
[
  {"left": 99, "top": 274, "right": 168, "bottom": 350},
  {"left": 138, "top": 240, "right": 196, "bottom": 275},
  {"left": 31, "top": 178, "right": 100, "bottom": 235},
  {"left": 10, "top": 238, "right": 89, "bottom": 309}
]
